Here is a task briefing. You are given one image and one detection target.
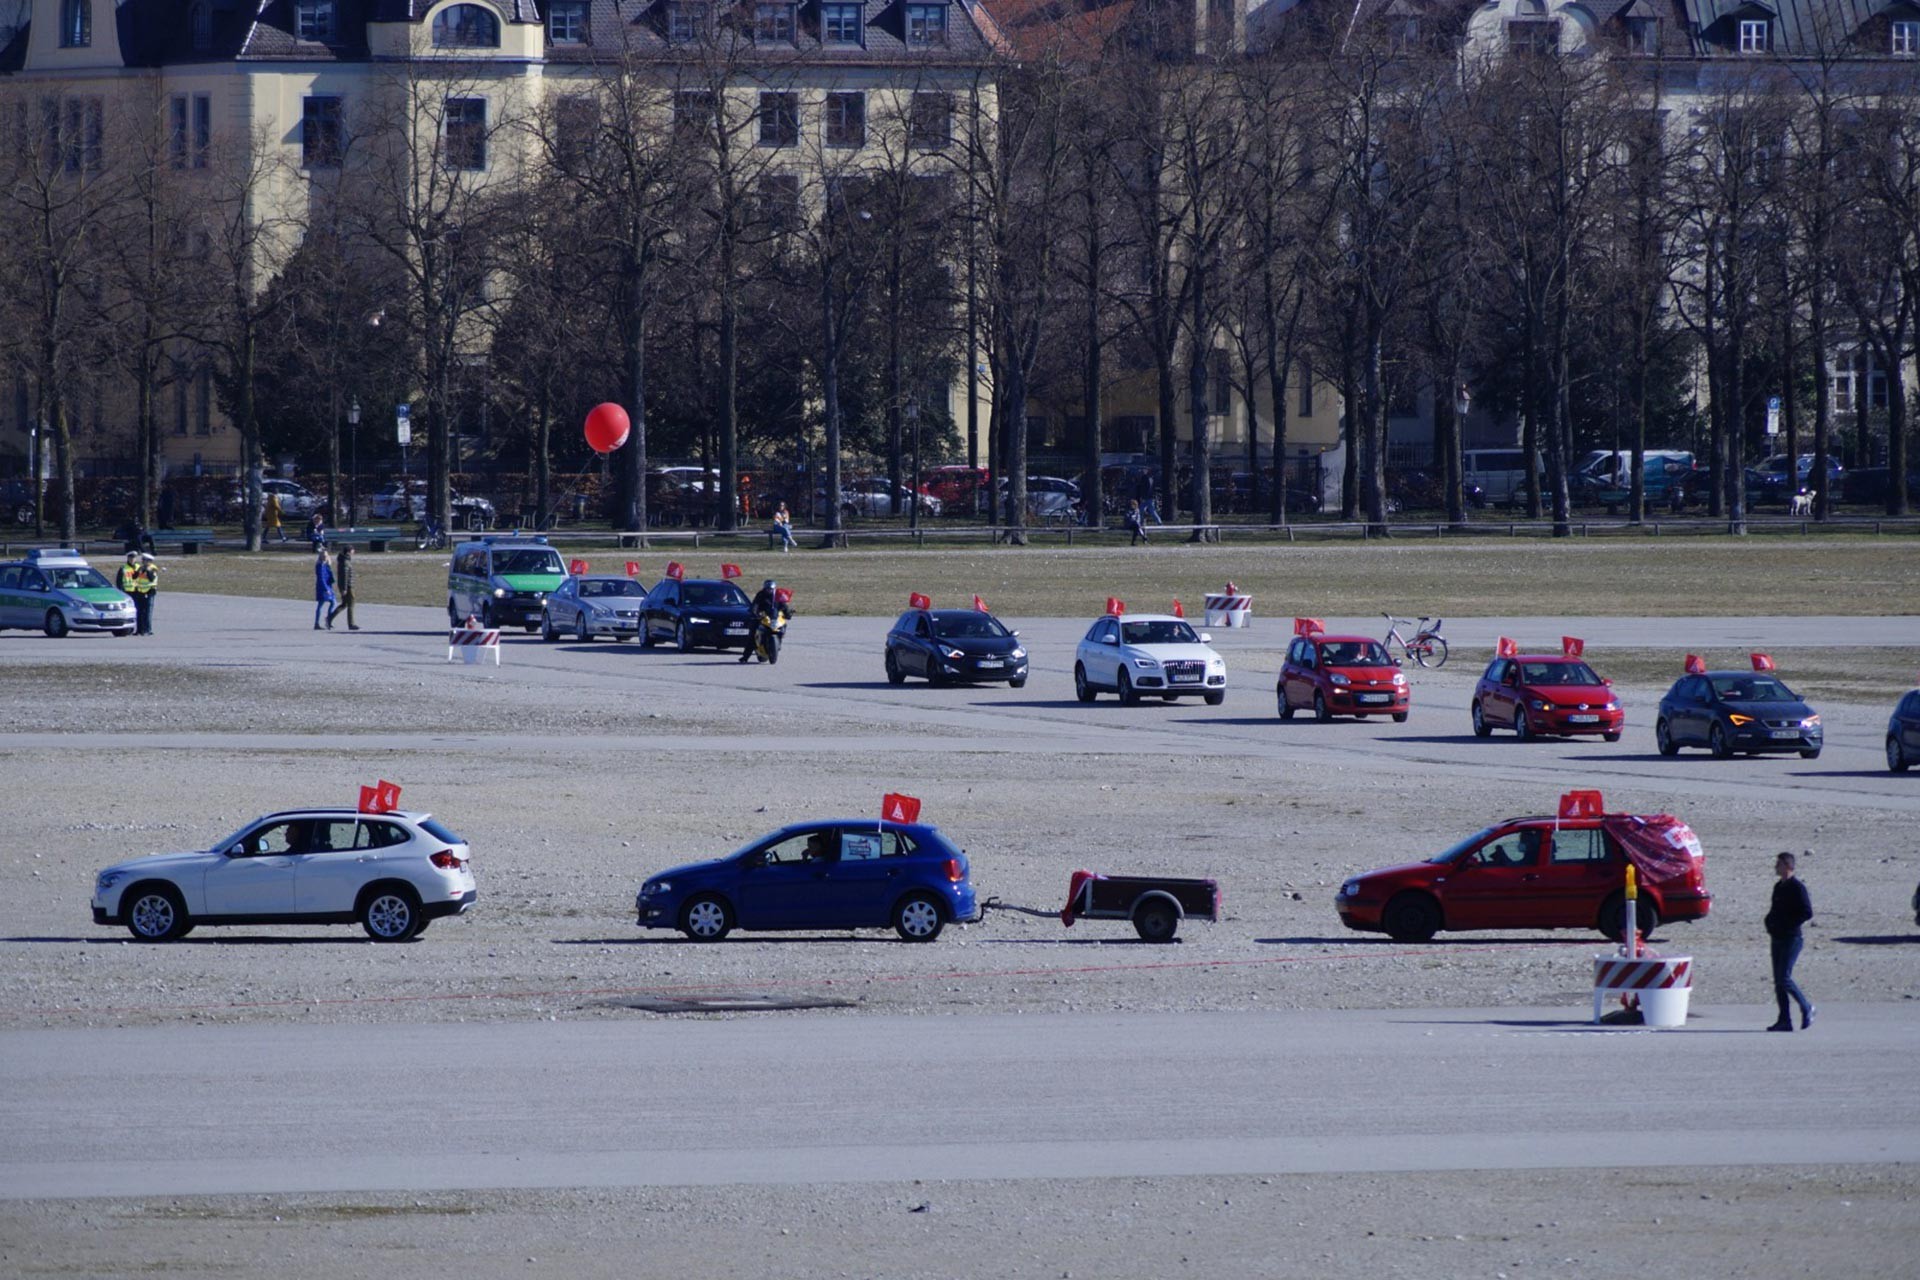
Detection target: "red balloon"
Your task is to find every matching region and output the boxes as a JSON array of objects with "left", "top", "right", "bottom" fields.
[{"left": 584, "top": 402, "right": 631, "bottom": 454}]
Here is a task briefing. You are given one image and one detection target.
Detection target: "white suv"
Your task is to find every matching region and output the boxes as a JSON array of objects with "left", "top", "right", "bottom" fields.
[
  {"left": 1074, "top": 613, "right": 1228, "bottom": 706},
  {"left": 91, "top": 809, "right": 477, "bottom": 942}
]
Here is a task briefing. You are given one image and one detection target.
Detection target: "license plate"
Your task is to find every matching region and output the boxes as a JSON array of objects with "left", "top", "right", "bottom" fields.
[
  {"left": 1769, "top": 729, "right": 1799, "bottom": 739},
  {"left": 1568, "top": 714, "right": 1598, "bottom": 724},
  {"left": 977, "top": 659, "right": 1002, "bottom": 668},
  {"left": 725, "top": 625, "right": 748, "bottom": 634},
  {"left": 1359, "top": 693, "right": 1389, "bottom": 704},
  {"left": 1171, "top": 673, "right": 1200, "bottom": 684}
]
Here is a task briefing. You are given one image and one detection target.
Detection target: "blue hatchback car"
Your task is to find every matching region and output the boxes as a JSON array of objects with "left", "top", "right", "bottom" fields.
[{"left": 636, "top": 820, "right": 980, "bottom": 942}]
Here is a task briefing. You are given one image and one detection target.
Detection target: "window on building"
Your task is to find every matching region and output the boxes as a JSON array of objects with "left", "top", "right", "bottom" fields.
[
  {"left": 554, "top": 96, "right": 598, "bottom": 165},
  {"left": 173, "top": 362, "right": 189, "bottom": 435},
  {"left": 1737, "top": 18, "right": 1769, "bottom": 53},
  {"left": 548, "top": 0, "right": 588, "bottom": 43},
  {"left": 1832, "top": 365, "right": 1854, "bottom": 413},
  {"left": 295, "top": 0, "right": 334, "bottom": 42},
  {"left": 909, "top": 92, "right": 952, "bottom": 151},
  {"left": 1626, "top": 16, "right": 1658, "bottom": 54},
  {"left": 1507, "top": 18, "right": 1559, "bottom": 55},
  {"left": 673, "top": 89, "right": 716, "bottom": 136},
  {"left": 904, "top": 2, "right": 947, "bottom": 45},
  {"left": 168, "top": 96, "right": 188, "bottom": 169},
  {"left": 195, "top": 365, "right": 212, "bottom": 435},
  {"left": 60, "top": 0, "right": 90, "bottom": 48},
  {"left": 753, "top": 2, "right": 796, "bottom": 42},
  {"left": 821, "top": 2, "right": 863, "bottom": 44},
  {"left": 1209, "top": 351, "right": 1231, "bottom": 416},
  {"left": 757, "top": 92, "right": 798, "bottom": 148},
  {"left": 667, "top": 1, "right": 710, "bottom": 42},
  {"left": 1894, "top": 20, "right": 1919, "bottom": 56},
  {"left": 433, "top": 4, "right": 501, "bottom": 48},
  {"left": 192, "top": 94, "right": 210, "bottom": 168},
  {"left": 60, "top": 97, "right": 103, "bottom": 174},
  {"left": 302, "top": 96, "right": 342, "bottom": 169},
  {"left": 824, "top": 91, "right": 865, "bottom": 148},
  {"left": 191, "top": 0, "right": 214, "bottom": 50},
  {"left": 755, "top": 173, "right": 800, "bottom": 231},
  {"left": 443, "top": 97, "right": 487, "bottom": 169}
]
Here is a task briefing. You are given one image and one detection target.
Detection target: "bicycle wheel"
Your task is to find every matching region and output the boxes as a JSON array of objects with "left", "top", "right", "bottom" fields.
[{"left": 1412, "top": 635, "right": 1448, "bottom": 669}]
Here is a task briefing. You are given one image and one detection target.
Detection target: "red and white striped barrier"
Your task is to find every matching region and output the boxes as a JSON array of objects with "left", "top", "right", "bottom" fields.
[
  {"left": 447, "top": 624, "right": 502, "bottom": 666},
  {"left": 1592, "top": 953, "right": 1693, "bottom": 1026},
  {"left": 1203, "top": 593, "right": 1253, "bottom": 629}
]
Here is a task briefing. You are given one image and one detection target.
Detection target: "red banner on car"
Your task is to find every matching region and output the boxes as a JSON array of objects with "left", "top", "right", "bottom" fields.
[
  {"left": 1684, "top": 654, "right": 1706, "bottom": 675},
  {"left": 972, "top": 594, "right": 987, "bottom": 613},
  {"left": 721, "top": 563, "right": 742, "bottom": 580},
  {"left": 1171, "top": 599, "right": 1184, "bottom": 618},
  {"left": 567, "top": 559, "right": 589, "bottom": 576},
  {"left": 1558, "top": 789, "right": 1604, "bottom": 819},
  {"left": 665, "top": 561, "right": 685, "bottom": 581},
  {"left": 1497, "top": 636, "right": 1518, "bottom": 658},
  {"left": 357, "top": 779, "right": 401, "bottom": 815},
  {"left": 1105, "top": 597, "right": 1125, "bottom": 617},
  {"left": 882, "top": 792, "right": 922, "bottom": 824},
  {"left": 1562, "top": 636, "right": 1584, "bottom": 658},
  {"left": 623, "top": 561, "right": 640, "bottom": 577},
  {"left": 909, "top": 592, "right": 932, "bottom": 610},
  {"left": 1294, "top": 617, "right": 1324, "bottom": 637},
  {"left": 1750, "top": 652, "right": 1775, "bottom": 671}
]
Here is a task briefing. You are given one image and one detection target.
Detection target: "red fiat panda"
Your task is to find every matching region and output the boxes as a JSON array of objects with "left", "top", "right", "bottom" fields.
[{"left": 1277, "top": 634, "right": 1410, "bottom": 722}]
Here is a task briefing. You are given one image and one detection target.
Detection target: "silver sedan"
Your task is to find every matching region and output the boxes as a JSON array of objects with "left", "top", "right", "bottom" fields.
[{"left": 541, "top": 575, "right": 646, "bottom": 642}]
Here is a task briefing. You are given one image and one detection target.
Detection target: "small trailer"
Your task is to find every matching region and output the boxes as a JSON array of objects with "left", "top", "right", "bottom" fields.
[{"left": 1061, "top": 870, "right": 1220, "bottom": 942}]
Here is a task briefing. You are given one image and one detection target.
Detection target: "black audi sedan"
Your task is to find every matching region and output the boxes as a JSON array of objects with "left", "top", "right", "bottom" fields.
[
  {"left": 1887, "top": 687, "right": 1920, "bottom": 773},
  {"left": 640, "top": 578, "right": 755, "bottom": 652},
  {"left": 885, "top": 608, "right": 1029, "bottom": 687},
  {"left": 1655, "top": 668, "right": 1822, "bottom": 760}
]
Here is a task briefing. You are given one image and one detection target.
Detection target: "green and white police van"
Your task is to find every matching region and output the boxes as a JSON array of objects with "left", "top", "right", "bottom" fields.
[
  {"left": 0, "top": 549, "right": 137, "bottom": 637},
  {"left": 447, "top": 535, "right": 567, "bottom": 631}
]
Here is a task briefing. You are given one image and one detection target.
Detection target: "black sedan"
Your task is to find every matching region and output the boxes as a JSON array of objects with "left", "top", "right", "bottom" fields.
[
  {"left": 885, "top": 608, "right": 1029, "bottom": 687},
  {"left": 1888, "top": 687, "right": 1920, "bottom": 773},
  {"left": 1655, "top": 669, "right": 1822, "bottom": 760},
  {"left": 640, "top": 578, "right": 755, "bottom": 652}
]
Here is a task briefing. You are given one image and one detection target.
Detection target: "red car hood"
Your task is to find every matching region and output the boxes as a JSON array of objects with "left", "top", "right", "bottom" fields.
[
  {"left": 1521, "top": 684, "right": 1612, "bottom": 707},
  {"left": 1354, "top": 860, "right": 1442, "bottom": 887},
  {"left": 1329, "top": 665, "right": 1400, "bottom": 682}
]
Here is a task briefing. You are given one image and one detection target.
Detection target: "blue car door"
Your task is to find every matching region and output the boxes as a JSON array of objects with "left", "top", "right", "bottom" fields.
[
  {"left": 825, "top": 829, "right": 909, "bottom": 925},
  {"left": 734, "top": 830, "right": 843, "bottom": 930}
]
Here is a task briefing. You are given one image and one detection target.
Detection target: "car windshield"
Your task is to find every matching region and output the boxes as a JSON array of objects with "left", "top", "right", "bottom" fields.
[
  {"left": 1711, "top": 675, "right": 1799, "bottom": 702},
  {"left": 494, "top": 549, "right": 564, "bottom": 575},
  {"left": 1518, "top": 661, "right": 1603, "bottom": 686},
  {"left": 1427, "top": 826, "right": 1499, "bottom": 865},
  {"left": 934, "top": 614, "right": 1009, "bottom": 640},
  {"left": 1320, "top": 640, "right": 1393, "bottom": 667},
  {"left": 581, "top": 579, "right": 643, "bottom": 598},
  {"left": 1122, "top": 620, "right": 1198, "bottom": 646},
  {"left": 47, "top": 566, "right": 111, "bottom": 590},
  {"left": 684, "top": 581, "right": 749, "bottom": 607}
]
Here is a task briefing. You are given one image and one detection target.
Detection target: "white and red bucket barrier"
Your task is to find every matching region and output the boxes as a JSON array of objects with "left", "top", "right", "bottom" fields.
[
  {"left": 1592, "top": 951, "right": 1693, "bottom": 1027},
  {"left": 1203, "top": 582, "right": 1253, "bottom": 629},
  {"left": 448, "top": 617, "right": 501, "bottom": 666}
]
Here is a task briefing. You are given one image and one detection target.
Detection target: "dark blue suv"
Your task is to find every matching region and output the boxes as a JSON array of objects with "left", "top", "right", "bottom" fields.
[{"left": 636, "top": 820, "right": 979, "bottom": 942}]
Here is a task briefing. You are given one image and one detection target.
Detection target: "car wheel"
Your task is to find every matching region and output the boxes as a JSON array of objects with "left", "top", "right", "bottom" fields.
[
  {"left": 541, "top": 612, "right": 559, "bottom": 642},
  {"left": 639, "top": 624, "right": 656, "bottom": 649},
  {"left": 1598, "top": 893, "right": 1659, "bottom": 943},
  {"left": 679, "top": 894, "right": 733, "bottom": 942},
  {"left": 124, "top": 884, "right": 188, "bottom": 942},
  {"left": 1074, "top": 664, "right": 1095, "bottom": 703},
  {"left": 1472, "top": 701, "right": 1491, "bottom": 738},
  {"left": 885, "top": 650, "right": 906, "bottom": 685},
  {"left": 1278, "top": 683, "right": 1295, "bottom": 720},
  {"left": 1603, "top": 731, "right": 1622, "bottom": 743},
  {"left": 576, "top": 614, "right": 591, "bottom": 644},
  {"left": 1890, "top": 736, "right": 1911, "bottom": 773},
  {"left": 43, "top": 608, "right": 68, "bottom": 639},
  {"left": 1381, "top": 892, "right": 1441, "bottom": 944},
  {"left": 1009, "top": 676, "right": 1027, "bottom": 689},
  {"left": 676, "top": 621, "right": 693, "bottom": 653},
  {"left": 1656, "top": 719, "right": 1679, "bottom": 757},
  {"left": 1391, "top": 711, "right": 1409, "bottom": 723},
  {"left": 1132, "top": 898, "right": 1179, "bottom": 943},
  {"left": 1799, "top": 748, "right": 1821, "bottom": 760},
  {"left": 1117, "top": 669, "right": 1138, "bottom": 706},
  {"left": 360, "top": 887, "right": 422, "bottom": 942},
  {"left": 114, "top": 629, "right": 134, "bottom": 638},
  {"left": 1513, "top": 708, "right": 1532, "bottom": 742},
  {"left": 1709, "top": 722, "right": 1733, "bottom": 759},
  {"left": 449, "top": 599, "right": 462, "bottom": 627},
  {"left": 893, "top": 892, "right": 944, "bottom": 942},
  {"left": 1313, "top": 690, "right": 1331, "bottom": 723},
  {"left": 1204, "top": 690, "right": 1225, "bottom": 706}
]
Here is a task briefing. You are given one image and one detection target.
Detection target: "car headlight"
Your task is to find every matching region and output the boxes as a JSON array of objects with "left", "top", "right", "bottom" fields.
[
  {"left": 1802, "top": 715, "right": 1821, "bottom": 728},
  {"left": 95, "top": 870, "right": 124, "bottom": 891},
  {"left": 1392, "top": 673, "right": 1407, "bottom": 685},
  {"left": 1329, "top": 673, "right": 1350, "bottom": 686},
  {"left": 493, "top": 587, "right": 506, "bottom": 598},
  {"left": 1727, "top": 713, "right": 1756, "bottom": 727},
  {"left": 1132, "top": 657, "right": 1158, "bottom": 669},
  {"left": 687, "top": 616, "right": 710, "bottom": 626},
  {"left": 1340, "top": 879, "right": 1361, "bottom": 898},
  {"left": 1010, "top": 648, "right": 1026, "bottom": 660},
  {"left": 643, "top": 881, "right": 670, "bottom": 896},
  {"left": 941, "top": 645, "right": 967, "bottom": 660},
  {"left": 1604, "top": 701, "right": 1619, "bottom": 711},
  {"left": 1531, "top": 699, "right": 1549, "bottom": 711}
]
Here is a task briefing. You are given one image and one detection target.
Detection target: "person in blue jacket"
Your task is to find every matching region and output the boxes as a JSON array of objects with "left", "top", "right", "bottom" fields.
[{"left": 313, "top": 548, "right": 337, "bottom": 630}]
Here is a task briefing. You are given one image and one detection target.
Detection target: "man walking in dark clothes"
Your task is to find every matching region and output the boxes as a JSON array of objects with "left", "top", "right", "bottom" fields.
[{"left": 1765, "top": 852, "right": 1814, "bottom": 1032}]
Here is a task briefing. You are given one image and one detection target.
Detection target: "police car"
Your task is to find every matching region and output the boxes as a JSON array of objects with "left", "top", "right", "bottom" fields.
[
  {"left": 0, "top": 549, "right": 136, "bottom": 637},
  {"left": 447, "top": 534, "right": 567, "bottom": 630}
]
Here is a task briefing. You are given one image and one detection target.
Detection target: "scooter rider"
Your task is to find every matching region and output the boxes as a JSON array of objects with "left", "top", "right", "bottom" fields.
[{"left": 740, "top": 579, "right": 788, "bottom": 664}]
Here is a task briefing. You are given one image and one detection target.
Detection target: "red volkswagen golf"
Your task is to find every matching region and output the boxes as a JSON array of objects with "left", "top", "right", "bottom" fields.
[
  {"left": 1471, "top": 653, "right": 1624, "bottom": 741},
  {"left": 1277, "top": 633, "right": 1410, "bottom": 722},
  {"left": 1334, "top": 809, "right": 1710, "bottom": 942}
]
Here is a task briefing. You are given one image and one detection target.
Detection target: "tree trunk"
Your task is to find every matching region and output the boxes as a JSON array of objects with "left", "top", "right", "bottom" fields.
[
  {"left": 1155, "top": 352, "right": 1178, "bottom": 524},
  {"left": 1186, "top": 264, "right": 1212, "bottom": 536},
  {"left": 822, "top": 275, "right": 844, "bottom": 537},
  {"left": 1361, "top": 312, "right": 1387, "bottom": 531},
  {"left": 137, "top": 358, "right": 158, "bottom": 528},
  {"left": 1436, "top": 364, "right": 1464, "bottom": 528},
  {"left": 1082, "top": 198, "right": 1104, "bottom": 529},
  {"left": 53, "top": 396, "right": 76, "bottom": 544},
  {"left": 717, "top": 229, "right": 738, "bottom": 532},
  {"left": 1726, "top": 308, "right": 1748, "bottom": 536},
  {"left": 1887, "top": 316, "right": 1910, "bottom": 516},
  {"left": 1629, "top": 312, "right": 1649, "bottom": 525},
  {"left": 1340, "top": 341, "right": 1359, "bottom": 522},
  {"left": 535, "top": 382, "right": 551, "bottom": 530},
  {"left": 887, "top": 240, "right": 904, "bottom": 518},
  {"left": 621, "top": 265, "right": 649, "bottom": 533},
  {"left": 1548, "top": 293, "right": 1573, "bottom": 538},
  {"left": 239, "top": 322, "right": 263, "bottom": 552},
  {"left": 1810, "top": 276, "right": 1832, "bottom": 521}
]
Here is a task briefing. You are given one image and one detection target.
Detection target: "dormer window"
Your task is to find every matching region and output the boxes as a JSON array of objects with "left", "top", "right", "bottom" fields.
[
  {"left": 433, "top": 4, "right": 501, "bottom": 48},
  {"left": 752, "top": 2, "right": 796, "bottom": 43},
  {"left": 1893, "top": 20, "right": 1919, "bottom": 56},
  {"left": 667, "top": 1, "right": 710, "bottom": 43},
  {"left": 295, "top": 0, "right": 335, "bottom": 42},
  {"left": 1737, "top": 18, "right": 1770, "bottom": 53},
  {"left": 548, "top": 0, "right": 588, "bottom": 43},
  {"left": 821, "top": 2, "right": 863, "bottom": 45},
  {"left": 191, "top": 0, "right": 214, "bottom": 49},
  {"left": 1626, "top": 16, "right": 1658, "bottom": 54},
  {"left": 905, "top": 2, "right": 948, "bottom": 46},
  {"left": 1508, "top": 18, "right": 1559, "bottom": 56},
  {"left": 60, "top": 0, "right": 91, "bottom": 48}
]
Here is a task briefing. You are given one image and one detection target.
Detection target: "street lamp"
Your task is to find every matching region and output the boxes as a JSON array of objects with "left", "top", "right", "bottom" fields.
[{"left": 347, "top": 398, "right": 361, "bottom": 525}]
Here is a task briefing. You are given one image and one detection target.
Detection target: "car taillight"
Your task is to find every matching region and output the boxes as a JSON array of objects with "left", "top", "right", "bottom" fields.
[
  {"left": 430, "top": 850, "right": 467, "bottom": 870},
  {"left": 946, "top": 858, "right": 963, "bottom": 883}
]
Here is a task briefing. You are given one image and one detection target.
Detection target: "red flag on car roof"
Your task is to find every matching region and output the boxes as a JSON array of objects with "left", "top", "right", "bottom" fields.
[
  {"left": 1105, "top": 597, "right": 1125, "bottom": 617},
  {"left": 882, "top": 792, "right": 922, "bottom": 824},
  {"left": 721, "top": 563, "right": 742, "bottom": 580},
  {"left": 623, "top": 561, "right": 640, "bottom": 577},
  {"left": 1294, "top": 617, "right": 1324, "bottom": 637},
  {"left": 1562, "top": 636, "right": 1584, "bottom": 658},
  {"left": 972, "top": 594, "right": 987, "bottom": 613},
  {"left": 909, "top": 591, "right": 932, "bottom": 610},
  {"left": 567, "top": 559, "right": 589, "bottom": 576},
  {"left": 1558, "top": 789, "right": 1604, "bottom": 819},
  {"left": 1684, "top": 654, "right": 1706, "bottom": 675},
  {"left": 1497, "top": 636, "right": 1518, "bottom": 658},
  {"left": 358, "top": 779, "right": 401, "bottom": 815},
  {"left": 1171, "top": 599, "right": 1185, "bottom": 618},
  {"left": 1751, "top": 652, "right": 1775, "bottom": 671},
  {"left": 665, "top": 561, "right": 685, "bottom": 581}
]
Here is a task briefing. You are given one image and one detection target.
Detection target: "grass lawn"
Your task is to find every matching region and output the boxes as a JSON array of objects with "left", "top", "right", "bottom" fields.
[{"left": 94, "top": 536, "right": 1920, "bottom": 618}]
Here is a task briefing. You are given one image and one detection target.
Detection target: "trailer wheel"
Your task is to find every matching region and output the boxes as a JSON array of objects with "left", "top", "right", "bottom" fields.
[{"left": 1132, "top": 898, "right": 1179, "bottom": 943}]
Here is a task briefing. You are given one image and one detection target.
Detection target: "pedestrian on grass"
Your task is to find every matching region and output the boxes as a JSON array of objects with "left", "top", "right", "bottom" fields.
[
  {"left": 1136, "top": 472, "right": 1161, "bottom": 524},
  {"left": 306, "top": 511, "right": 327, "bottom": 551},
  {"left": 264, "top": 491, "right": 285, "bottom": 542},
  {"left": 313, "top": 547, "right": 337, "bottom": 630},
  {"left": 1765, "top": 851, "right": 1815, "bottom": 1032},
  {"left": 134, "top": 554, "right": 160, "bottom": 635},
  {"left": 1125, "top": 499, "right": 1149, "bottom": 546},
  {"left": 326, "top": 545, "right": 360, "bottom": 631},
  {"left": 773, "top": 502, "right": 796, "bottom": 552}
]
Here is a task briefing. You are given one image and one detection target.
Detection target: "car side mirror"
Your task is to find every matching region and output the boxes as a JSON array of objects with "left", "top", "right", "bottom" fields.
[
  {"left": 1603, "top": 677, "right": 1613, "bottom": 686},
  {"left": 1200, "top": 633, "right": 1213, "bottom": 644},
  {"left": 1101, "top": 635, "right": 1118, "bottom": 645},
  {"left": 1011, "top": 630, "right": 1020, "bottom": 638}
]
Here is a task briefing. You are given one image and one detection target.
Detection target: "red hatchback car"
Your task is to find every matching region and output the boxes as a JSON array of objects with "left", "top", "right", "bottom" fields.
[
  {"left": 1335, "top": 811, "right": 1710, "bottom": 942},
  {"left": 1472, "top": 654, "right": 1624, "bottom": 741},
  {"left": 1277, "top": 634, "right": 1410, "bottom": 722}
]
